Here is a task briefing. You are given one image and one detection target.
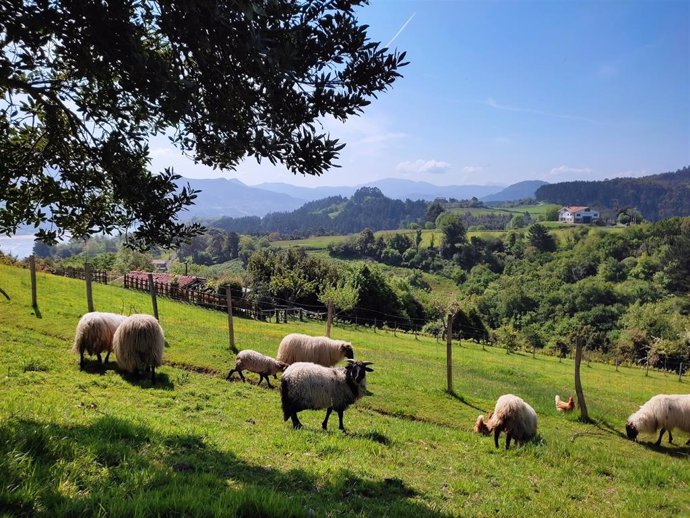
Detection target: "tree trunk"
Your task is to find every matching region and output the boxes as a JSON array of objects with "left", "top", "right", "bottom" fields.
[
  {"left": 446, "top": 312, "right": 454, "bottom": 394},
  {"left": 226, "top": 288, "right": 237, "bottom": 353},
  {"left": 147, "top": 273, "right": 159, "bottom": 321},
  {"left": 574, "top": 338, "right": 589, "bottom": 422},
  {"left": 85, "top": 263, "right": 94, "bottom": 312},
  {"left": 326, "top": 301, "right": 334, "bottom": 337}
]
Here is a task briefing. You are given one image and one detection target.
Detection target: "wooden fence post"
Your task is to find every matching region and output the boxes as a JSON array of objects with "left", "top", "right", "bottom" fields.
[
  {"left": 326, "top": 301, "right": 334, "bottom": 337},
  {"left": 446, "top": 312, "right": 454, "bottom": 394},
  {"left": 85, "top": 263, "right": 94, "bottom": 312},
  {"left": 147, "top": 273, "right": 159, "bottom": 321},
  {"left": 29, "top": 255, "right": 37, "bottom": 309},
  {"left": 226, "top": 288, "right": 237, "bottom": 353}
]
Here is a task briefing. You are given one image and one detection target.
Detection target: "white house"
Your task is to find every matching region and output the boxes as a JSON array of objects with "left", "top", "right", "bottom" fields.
[{"left": 558, "top": 206, "right": 600, "bottom": 224}]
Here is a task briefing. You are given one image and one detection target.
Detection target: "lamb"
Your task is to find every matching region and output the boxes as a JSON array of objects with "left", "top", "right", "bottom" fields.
[
  {"left": 112, "top": 314, "right": 165, "bottom": 383},
  {"left": 226, "top": 349, "right": 288, "bottom": 388},
  {"left": 280, "top": 359, "right": 373, "bottom": 431},
  {"left": 276, "top": 333, "right": 354, "bottom": 367},
  {"left": 72, "top": 312, "right": 127, "bottom": 369},
  {"left": 473, "top": 394, "right": 538, "bottom": 449},
  {"left": 625, "top": 394, "right": 690, "bottom": 446}
]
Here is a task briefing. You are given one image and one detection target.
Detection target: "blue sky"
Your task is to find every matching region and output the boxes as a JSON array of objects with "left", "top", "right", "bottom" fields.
[{"left": 150, "top": 0, "right": 690, "bottom": 187}]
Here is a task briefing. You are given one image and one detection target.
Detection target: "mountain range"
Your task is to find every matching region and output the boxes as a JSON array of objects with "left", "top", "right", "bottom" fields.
[{"left": 178, "top": 177, "right": 547, "bottom": 220}]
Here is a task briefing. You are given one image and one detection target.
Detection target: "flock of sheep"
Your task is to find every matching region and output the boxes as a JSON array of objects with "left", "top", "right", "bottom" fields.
[{"left": 72, "top": 311, "right": 690, "bottom": 445}]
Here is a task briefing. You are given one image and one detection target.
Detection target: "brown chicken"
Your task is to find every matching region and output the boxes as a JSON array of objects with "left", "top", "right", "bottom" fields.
[{"left": 555, "top": 395, "right": 575, "bottom": 412}]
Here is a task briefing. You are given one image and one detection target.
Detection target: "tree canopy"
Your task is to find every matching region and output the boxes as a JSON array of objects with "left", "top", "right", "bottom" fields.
[{"left": 0, "top": 0, "right": 407, "bottom": 248}]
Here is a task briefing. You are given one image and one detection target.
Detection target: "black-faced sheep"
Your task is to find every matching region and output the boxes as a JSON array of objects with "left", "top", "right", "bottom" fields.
[
  {"left": 72, "top": 312, "right": 126, "bottom": 369},
  {"left": 626, "top": 394, "right": 690, "bottom": 446},
  {"left": 276, "top": 333, "right": 354, "bottom": 367},
  {"left": 226, "top": 349, "right": 288, "bottom": 388},
  {"left": 473, "top": 394, "right": 538, "bottom": 449},
  {"left": 112, "top": 314, "right": 165, "bottom": 383},
  {"left": 280, "top": 359, "right": 373, "bottom": 431}
]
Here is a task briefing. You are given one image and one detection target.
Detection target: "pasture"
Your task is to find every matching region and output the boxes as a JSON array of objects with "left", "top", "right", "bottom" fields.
[{"left": 0, "top": 264, "right": 688, "bottom": 517}]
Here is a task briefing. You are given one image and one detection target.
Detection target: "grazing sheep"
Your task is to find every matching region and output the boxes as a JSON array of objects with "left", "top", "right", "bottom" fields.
[
  {"left": 112, "top": 314, "right": 165, "bottom": 383},
  {"left": 626, "top": 394, "right": 690, "bottom": 446},
  {"left": 226, "top": 349, "right": 288, "bottom": 388},
  {"left": 276, "top": 333, "right": 354, "bottom": 367},
  {"left": 72, "top": 312, "right": 127, "bottom": 369},
  {"left": 473, "top": 394, "right": 538, "bottom": 449},
  {"left": 280, "top": 359, "right": 373, "bottom": 431}
]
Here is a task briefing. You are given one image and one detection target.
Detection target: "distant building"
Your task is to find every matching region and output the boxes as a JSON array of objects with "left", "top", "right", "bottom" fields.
[
  {"left": 558, "top": 206, "right": 600, "bottom": 224},
  {"left": 152, "top": 259, "right": 168, "bottom": 272}
]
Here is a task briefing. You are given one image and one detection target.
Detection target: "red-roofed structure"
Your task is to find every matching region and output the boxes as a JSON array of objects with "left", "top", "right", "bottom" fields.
[{"left": 558, "top": 206, "right": 600, "bottom": 224}]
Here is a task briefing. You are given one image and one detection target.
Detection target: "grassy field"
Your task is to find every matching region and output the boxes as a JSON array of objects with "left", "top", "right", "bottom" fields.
[{"left": 1, "top": 264, "right": 689, "bottom": 517}]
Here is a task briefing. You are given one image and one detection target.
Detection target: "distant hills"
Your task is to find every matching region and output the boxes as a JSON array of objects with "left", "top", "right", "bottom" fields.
[
  {"left": 481, "top": 180, "right": 549, "bottom": 202},
  {"left": 535, "top": 166, "right": 690, "bottom": 221},
  {"left": 179, "top": 177, "right": 549, "bottom": 220}
]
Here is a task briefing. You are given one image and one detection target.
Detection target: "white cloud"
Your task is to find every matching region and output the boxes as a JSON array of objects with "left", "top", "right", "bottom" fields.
[
  {"left": 396, "top": 159, "right": 451, "bottom": 175},
  {"left": 462, "top": 166, "right": 483, "bottom": 173}
]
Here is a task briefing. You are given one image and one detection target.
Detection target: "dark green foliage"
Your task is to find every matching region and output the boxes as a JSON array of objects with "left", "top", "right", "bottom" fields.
[
  {"left": 0, "top": 1, "right": 406, "bottom": 248},
  {"left": 214, "top": 189, "right": 427, "bottom": 236},
  {"left": 527, "top": 223, "right": 556, "bottom": 252},
  {"left": 437, "top": 213, "right": 467, "bottom": 260},
  {"left": 535, "top": 166, "right": 690, "bottom": 221}
]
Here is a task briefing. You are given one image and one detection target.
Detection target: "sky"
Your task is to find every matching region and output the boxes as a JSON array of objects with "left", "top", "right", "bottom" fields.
[{"left": 149, "top": 0, "right": 690, "bottom": 188}]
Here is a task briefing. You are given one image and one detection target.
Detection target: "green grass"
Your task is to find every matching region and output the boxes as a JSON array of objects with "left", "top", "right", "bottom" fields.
[{"left": 1, "top": 264, "right": 689, "bottom": 517}]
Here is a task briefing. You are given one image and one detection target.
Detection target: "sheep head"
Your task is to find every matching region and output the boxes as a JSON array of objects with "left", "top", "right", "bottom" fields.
[
  {"left": 345, "top": 360, "right": 374, "bottom": 389},
  {"left": 277, "top": 361, "right": 289, "bottom": 372},
  {"left": 473, "top": 415, "right": 491, "bottom": 435},
  {"left": 625, "top": 422, "right": 639, "bottom": 441},
  {"left": 341, "top": 343, "right": 355, "bottom": 359}
]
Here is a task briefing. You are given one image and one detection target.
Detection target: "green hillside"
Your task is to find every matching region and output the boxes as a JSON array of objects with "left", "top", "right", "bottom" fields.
[{"left": 1, "top": 264, "right": 689, "bottom": 517}]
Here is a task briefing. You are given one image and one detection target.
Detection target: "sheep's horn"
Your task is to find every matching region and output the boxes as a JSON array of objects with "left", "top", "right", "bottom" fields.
[
  {"left": 362, "top": 361, "right": 373, "bottom": 365},
  {"left": 346, "top": 359, "right": 355, "bottom": 364}
]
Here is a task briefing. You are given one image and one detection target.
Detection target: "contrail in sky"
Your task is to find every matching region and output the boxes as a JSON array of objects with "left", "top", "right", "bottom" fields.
[{"left": 386, "top": 12, "right": 416, "bottom": 48}]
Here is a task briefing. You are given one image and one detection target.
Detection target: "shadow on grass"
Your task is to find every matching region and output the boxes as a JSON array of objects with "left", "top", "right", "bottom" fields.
[
  {"left": 0, "top": 416, "right": 450, "bottom": 517},
  {"left": 446, "top": 391, "right": 487, "bottom": 413},
  {"left": 347, "top": 430, "right": 391, "bottom": 445},
  {"left": 118, "top": 371, "right": 174, "bottom": 390}
]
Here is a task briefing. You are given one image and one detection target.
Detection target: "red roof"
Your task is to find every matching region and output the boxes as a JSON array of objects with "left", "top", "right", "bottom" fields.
[
  {"left": 563, "top": 206, "right": 590, "bottom": 213},
  {"left": 127, "top": 271, "right": 205, "bottom": 288}
]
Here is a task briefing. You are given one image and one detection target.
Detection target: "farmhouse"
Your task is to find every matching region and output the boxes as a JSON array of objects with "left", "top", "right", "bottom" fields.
[
  {"left": 558, "top": 206, "right": 600, "bottom": 224},
  {"left": 125, "top": 271, "right": 206, "bottom": 289}
]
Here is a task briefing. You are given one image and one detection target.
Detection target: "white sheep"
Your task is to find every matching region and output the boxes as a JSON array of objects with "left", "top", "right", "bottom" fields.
[
  {"left": 72, "top": 312, "right": 126, "bottom": 369},
  {"left": 280, "top": 359, "right": 373, "bottom": 431},
  {"left": 226, "top": 349, "right": 288, "bottom": 388},
  {"left": 626, "top": 394, "right": 690, "bottom": 446},
  {"left": 276, "top": 333, "right": 354, "bottom": 367},
  {"left": 112, "top": 314, "right": 165, "bottom": 383},
  {"left": 473, "top": 394, "right": 538, "bottom": 449}
]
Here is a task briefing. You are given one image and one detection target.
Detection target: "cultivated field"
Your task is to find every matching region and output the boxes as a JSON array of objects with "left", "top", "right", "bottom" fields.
[{"left": 1, "top": 264, "right": 688, "bottom": 517}]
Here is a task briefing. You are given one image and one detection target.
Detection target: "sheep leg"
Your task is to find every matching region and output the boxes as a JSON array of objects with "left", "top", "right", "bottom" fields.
[
  {"left": 290, "top": 413, "right": 302, "bottom": 430},
  {"left": 96, "top": 352, "right": 103, "bottom": 364},
  {"left": 151, "top": 366, "right": 156, "bottom": 384},
  {"left": 667, "top": 429, "right": 673, "bottom": 444},
  {"left": 238, "top": 370, "right": 246, "bottom": 382},
  {"left": 79, "top": 350, "right": 85, "bottom": 370},
  {"left": 505, "top": 433, "right": 512, "bottom": 450},
  {"left": 337, "top": 410, "right": 345, "bottom": 431},
  {"left": 104, "top": 351, "right": 110, "bottom": 365},
  {"left": 263, "top": 374, "right": 273, "bottom": 389},
  {"left": 655, "top": 428, "right": 666, "bottom": 446},
  {"left": 226, "top": 369, "right": 236, "bottom": 381},
  {"left": 493, "top": 428, "right": 501, "bottom": 449},
  {"left": 322, "top": 408, "right": 333, "bottom": 430}
]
